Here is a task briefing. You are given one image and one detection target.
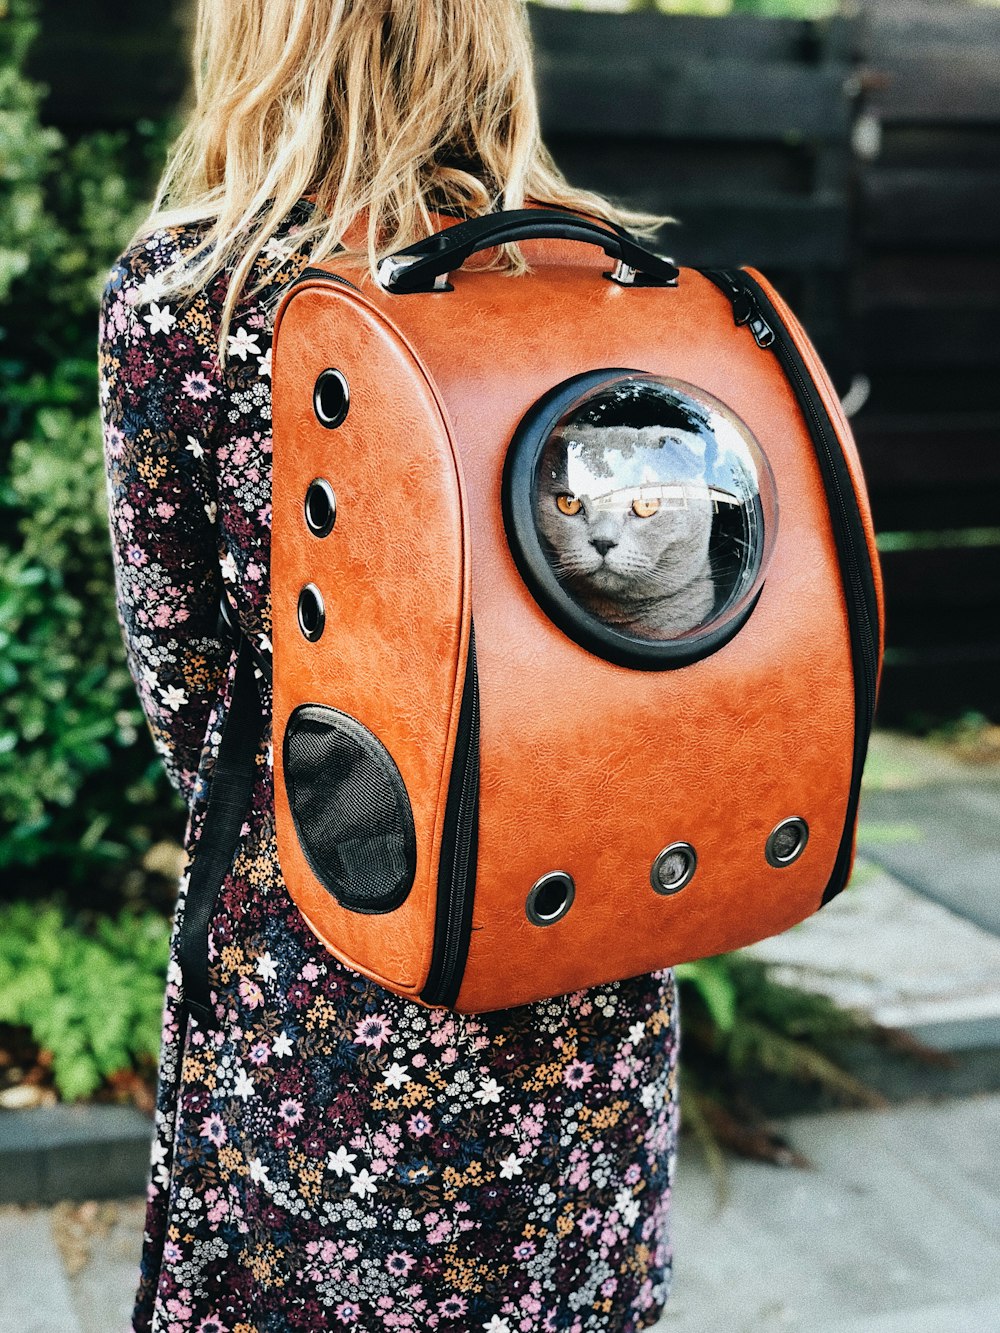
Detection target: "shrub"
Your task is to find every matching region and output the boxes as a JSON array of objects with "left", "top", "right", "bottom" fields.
[
  {"left": 0, "top": 900, "right": 170, "bottom": 1100},
  {"left": 0, "top": 0, "right": 181, "bottom": 894}
]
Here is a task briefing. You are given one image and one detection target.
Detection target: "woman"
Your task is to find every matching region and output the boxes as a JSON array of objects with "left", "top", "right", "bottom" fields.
[{"left": 99, "top": 3, "right": 680, "bottom": 1329}]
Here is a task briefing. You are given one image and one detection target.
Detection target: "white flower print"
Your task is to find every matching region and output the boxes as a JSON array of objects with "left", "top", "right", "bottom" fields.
[
  {"left": 234, "top": 1068, "right": 255, "bottom": 1100},
  {"left": 327, "top": 1146, "right": 357, "bottom": 1177},
  {"left": 161, "top": 685, "right": 188, "bottom": 712},
  {"left": 144, "top": 302, "right": 176, "bottom": 336},
  {"left": 498, "top": 1154, "right": 523, "bottom": 1180},
  {"left": 349, "top": 1169, "right": 378, "bottom": 1199},
  {"left": 226, "top": 326, "right": 261, "bottom": 361},
  {"left": 483, "top": 1319, "right": 513, "bottom": 1333},
  {"left": 256, "top": 952, "right": 278, "bottom": 983},
  {"left": 382, "top": 1062, "right": 411, "bottom": 1089},
  {"left": 474, "top": 1077, "right": 503, "bottom": 1105},
  {"left": 135, "top": 273, "right": 167, "bottom": 306},
  {"left": 185, "top": 435, "right": 205, "bottom": 459},
  {"left": 628, "top": 1020, "right": 646, "bottom": 1044},
  {"left": 272, "top": 1031, "right": 293, "bottom": 1059},
  {"left": 256, "top": 346, "right": 272, "bottom": 377},
  {"left": 249, "top": 1158, "right": 271, "bottom": 1187}
]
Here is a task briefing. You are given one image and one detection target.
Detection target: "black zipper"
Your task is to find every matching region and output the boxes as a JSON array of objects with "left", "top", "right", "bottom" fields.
[
  {"left": 420, "top": 625, "right": 480, "bottom": 1007},
  {"left": 704, "top": 267, "right": 880, "bottom": 906},
  {"left": 291, "top": 266, "right": 361, "bottom": 292}
]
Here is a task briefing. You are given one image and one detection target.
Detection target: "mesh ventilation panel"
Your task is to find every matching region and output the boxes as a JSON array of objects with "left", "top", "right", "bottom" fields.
[{"left": 283, "top": 705, "right": 416, "bottom": 914}]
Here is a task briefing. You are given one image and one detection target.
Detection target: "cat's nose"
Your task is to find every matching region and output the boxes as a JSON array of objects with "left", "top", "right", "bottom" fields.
[{"left": 591, "top": 537, "right": 617, "bottom": 557}]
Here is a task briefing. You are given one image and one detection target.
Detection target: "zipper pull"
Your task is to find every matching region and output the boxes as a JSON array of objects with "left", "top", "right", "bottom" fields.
[{"left": 731, "top": 285, "right": 775, "bottom": 349}]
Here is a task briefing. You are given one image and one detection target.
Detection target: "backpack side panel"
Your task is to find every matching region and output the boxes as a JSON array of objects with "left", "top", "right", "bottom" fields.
[{"left": 271, "top": 280, "right": 471, "bottom": 998}]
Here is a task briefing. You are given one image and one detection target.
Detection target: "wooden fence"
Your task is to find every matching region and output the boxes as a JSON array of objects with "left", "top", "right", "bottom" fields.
[
  {"left": 529, "top": 5, "right": 863, "bottom": 391},
  {"left": 853, "top": 0, "right": 1000, "bottom": 724},
  {"left": 28, "top": 0, "right": 1000, "bottom": 724}
]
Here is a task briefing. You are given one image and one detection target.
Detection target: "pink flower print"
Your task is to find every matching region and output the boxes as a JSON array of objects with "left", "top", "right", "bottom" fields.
[
  {"left": 248, "top": 1042, "right": 270, "bottom": 1067},
  {"left": 411, "top": 1052, "right": 427, "bottom": 1068},
  {"left": 579, "top": 1207, "right": 601, "bottom": 1236},
  {"left": 156, "top": 501, "right": 176, "bottom": 520},
  {"left": 335, "top": 1302, "right": 360, "bottom": 1324},
  {"left": 407, "top": 1111, "right": 432, "bottom": 1137},
  {"left": 385, "top": 1251, "right": 416, "bottom": 1276},
  {"left": 105, "top": 425, "right": 125, "bottom": 458},
  {"left": 513, "top": 1241, "right": 535, "bottom": 1261},
  {"left": 200, "top": 1114, "right": 227, "bottom": 1147},
  {"left": 238, "top": 977, "right": 264, "bottom": 1009},
  {"left": 126, "top": 544, "right": 147, "bottom": 566},
  {"left": 163, "top": 1240, "right": 182, "bottom": 1263},
  {"left": 301, "top": 961, "right": 320, "bottom": 981},
  {"left": 353, "top": 1013, "right": 392, "bottom": 1049},
  {"left": 278, "top": 1099, "right": 304, "bottom": 1125},
  {"left": 562, "top": 1059, "right": 595, "bottom": 1090},
  {"left": 625, "top": 1163, "right": 642, "bottom": 1185},
  {"left": 182, "top": 371, "right": 216, "bottom": 400},
  {"left": 195, "top": 1317, "right": 228, "bottom": 1333},
  {"left": 437, "top": 1295, "right": 467, "bottom": 1319}
]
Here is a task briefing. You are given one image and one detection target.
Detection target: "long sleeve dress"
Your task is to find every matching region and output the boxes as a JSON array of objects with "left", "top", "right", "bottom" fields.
[{"left": 98, "top": 200, "right": 680, "bottom": 1333}]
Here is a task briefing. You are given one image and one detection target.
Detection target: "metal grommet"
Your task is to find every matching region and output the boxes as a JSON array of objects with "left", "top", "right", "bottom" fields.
[
  {"left": 526, "top": 871, "right": 575, "bottom": 926},
  {"left": 650, "top": 842, "right": 697, "bottom": 896},
  {"left": 313, "top": 369, "right": 350, "bottom": 429},
  {"left": 297, "top": 583, "right": 325, "bottom": 642},
  {"left": 304, "top": 478, "right": 337, "bottom": 537},
  {"left": 765, "top": 817, "right": 809, "bottom": 868}
]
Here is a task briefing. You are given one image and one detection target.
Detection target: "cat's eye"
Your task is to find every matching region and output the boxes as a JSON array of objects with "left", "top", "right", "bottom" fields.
[
  {"left": 556, "top": 494, "right": 582, "bottom": 516},
  {"left": 631, "top": 497, "right": 661, "bottom": 519}
]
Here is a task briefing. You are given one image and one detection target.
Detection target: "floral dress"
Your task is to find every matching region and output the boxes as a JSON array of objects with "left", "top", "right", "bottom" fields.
[{"left": 98, "top": 201, "right": 680, "bottom": 1333}]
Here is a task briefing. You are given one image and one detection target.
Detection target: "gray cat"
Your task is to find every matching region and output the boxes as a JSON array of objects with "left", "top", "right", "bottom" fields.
[{"left": 536, "top": 423, "right": 716, "bottom": 640}]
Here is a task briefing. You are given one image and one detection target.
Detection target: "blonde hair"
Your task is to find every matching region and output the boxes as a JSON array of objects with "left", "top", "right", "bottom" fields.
[{"left": 138, "top": 0, "right": 662, "bottom": 357}]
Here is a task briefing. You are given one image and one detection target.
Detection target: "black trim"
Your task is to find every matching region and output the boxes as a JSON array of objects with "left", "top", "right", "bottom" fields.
[
  {"left": 420, "top": 626, "right": 480, "bottom": 1008},
  {"left": 703, "top": 267, "right": 880, "bottom": 908},
  {"left": 502, "top": 369, "right": 764, "bottom": 671},
  {"left": 282, "top": 704, "right": 417, "bottom": 916},
  {"left": 178, "top": 636, "right": 264, "bottom": 1027}
]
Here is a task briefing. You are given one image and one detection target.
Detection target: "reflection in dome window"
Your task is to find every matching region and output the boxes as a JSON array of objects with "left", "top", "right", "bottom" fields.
[{"left": 505, "top": 373, "right": 778, "bottom": 666}]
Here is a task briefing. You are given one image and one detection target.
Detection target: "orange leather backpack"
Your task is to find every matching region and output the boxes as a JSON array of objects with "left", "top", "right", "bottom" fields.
[{"left": 179, "top": 209, "right": 883, "bottom": 1022}]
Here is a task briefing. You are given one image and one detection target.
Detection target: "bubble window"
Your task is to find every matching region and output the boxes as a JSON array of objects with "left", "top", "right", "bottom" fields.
[{"left": 502, "top": 370, "right": 778, "bottom": 669}]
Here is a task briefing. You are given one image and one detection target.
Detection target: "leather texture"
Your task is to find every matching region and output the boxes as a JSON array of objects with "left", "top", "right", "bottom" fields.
[
  {"left": 271, "top": 234, "right": 884, "bottom": 1013},
  {"left": 272, "top": 284, "right": 470, "bottom": 999}
]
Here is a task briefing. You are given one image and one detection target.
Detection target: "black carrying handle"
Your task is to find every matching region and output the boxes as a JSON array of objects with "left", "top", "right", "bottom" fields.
[{"left": 377, "top": 208, "right": 679, "bottom": 293}]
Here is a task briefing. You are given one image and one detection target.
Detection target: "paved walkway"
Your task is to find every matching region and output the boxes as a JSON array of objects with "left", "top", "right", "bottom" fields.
[
  {"left": 2, "top": 729, "right": 999, "bottom": 1331},
  {"left": 3, "top": 1093, "right": 999, "bottom": 1332}
]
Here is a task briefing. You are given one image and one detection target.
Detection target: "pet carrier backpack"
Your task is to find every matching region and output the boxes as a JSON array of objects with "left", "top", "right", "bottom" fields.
[{"left": 179, "top": 208, "right": 883, "bottom": 1021}]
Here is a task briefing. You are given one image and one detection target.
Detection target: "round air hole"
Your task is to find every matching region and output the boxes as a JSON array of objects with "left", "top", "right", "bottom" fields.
[
  {"left": 313, "top": 369, "right": 350, "bottom": 429},
  {"left": 651, "top": 842, "right": 697, "bottom": 896},
  {"left": 297, "top": 583, "right": 326, "bottom": 642},
  {"left": 304, "top": 479, "right": 337, "bottom": 537},
  {"left": 765, "top": 817, "right": 809, "bottom": 868},
  {"left": 526, "top": 871, "right": 575, "bottom": 926}
]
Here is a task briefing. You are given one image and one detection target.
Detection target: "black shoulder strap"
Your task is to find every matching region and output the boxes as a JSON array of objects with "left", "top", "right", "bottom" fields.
[{"left": 178, "top": 632, "right": 264, "bottom": 1026}]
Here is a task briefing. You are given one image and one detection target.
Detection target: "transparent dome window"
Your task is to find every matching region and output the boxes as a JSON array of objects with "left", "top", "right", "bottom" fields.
[{"left": 503, "top": 372, "right": 778, "bottom": 668}]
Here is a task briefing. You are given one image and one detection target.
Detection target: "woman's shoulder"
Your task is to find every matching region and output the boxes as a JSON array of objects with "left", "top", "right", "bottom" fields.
[{"left": 104, "top": 199, "right": 319, "bottom": 317}]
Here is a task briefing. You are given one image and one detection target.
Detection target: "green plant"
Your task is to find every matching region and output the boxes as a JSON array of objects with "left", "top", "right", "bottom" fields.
[
  {"left": 0, "top": 0, "right": 182, "bottom": 893},
  {"left": 676, "top": 952, "right": 896, "bottom": 1174},
  {"left": 0, "top": 900, "right": 170, "bottom": 1100}
]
